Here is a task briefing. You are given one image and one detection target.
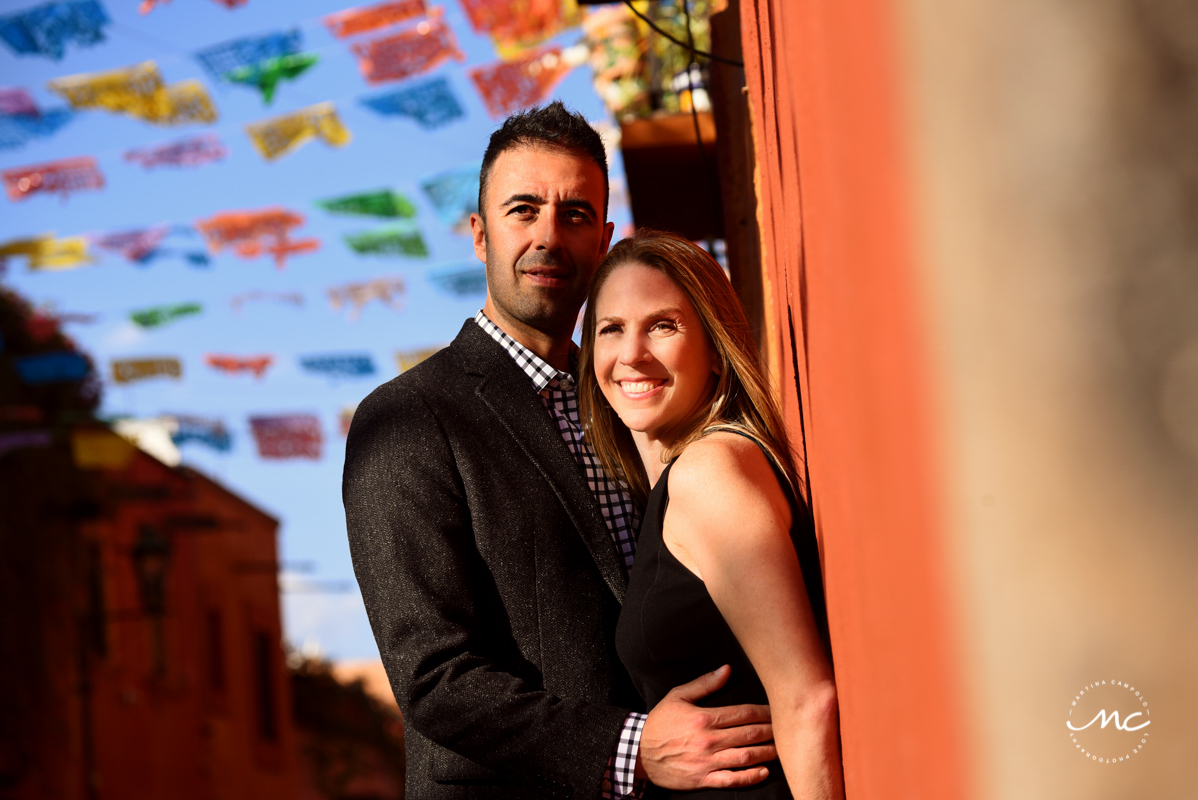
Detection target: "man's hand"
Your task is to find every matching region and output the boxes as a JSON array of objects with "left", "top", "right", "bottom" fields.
[{"left": 635, "top": 665, "right": 776, "bottom": 790}]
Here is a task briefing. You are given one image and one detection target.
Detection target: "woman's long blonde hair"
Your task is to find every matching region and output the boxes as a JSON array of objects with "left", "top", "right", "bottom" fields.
[{"left": 578, "top": 229, "right": 799, "bottom": 507}]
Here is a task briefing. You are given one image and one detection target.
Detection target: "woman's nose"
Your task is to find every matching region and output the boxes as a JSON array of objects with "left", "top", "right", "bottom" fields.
[{"left": 619, "top": 333, "right": 651, "bottom": 366}]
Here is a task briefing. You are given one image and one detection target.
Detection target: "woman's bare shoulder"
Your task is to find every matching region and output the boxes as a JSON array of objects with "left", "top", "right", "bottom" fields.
[{"left": 668, "top": 432, "right": 787, "bottom": 522}]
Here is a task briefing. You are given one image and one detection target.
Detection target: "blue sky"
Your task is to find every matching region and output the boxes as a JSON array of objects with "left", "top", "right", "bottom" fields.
[{"left": 0, "top": 0, "right": 631, "bottom": 660}]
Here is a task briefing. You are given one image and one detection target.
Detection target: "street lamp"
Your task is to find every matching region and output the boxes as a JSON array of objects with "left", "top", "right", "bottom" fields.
[{"left": 132, "top": 524, "right": 172, "bottom": 677}]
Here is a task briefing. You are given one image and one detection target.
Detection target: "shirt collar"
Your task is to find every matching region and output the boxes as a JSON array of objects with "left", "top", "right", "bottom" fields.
[{"left": 474, "top": 310, "right": 577, "bottom": 392}]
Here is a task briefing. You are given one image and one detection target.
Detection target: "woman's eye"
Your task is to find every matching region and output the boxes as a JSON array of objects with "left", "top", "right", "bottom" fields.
[
  {"left": 598, "top": 324, "right": 620, "bottom": 335},
  {"left": 650, "top": 321, "right": 677, "bottom": 333}
]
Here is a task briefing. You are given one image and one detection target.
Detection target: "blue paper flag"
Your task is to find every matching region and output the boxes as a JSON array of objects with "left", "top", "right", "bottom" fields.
[
  {"left": 420, "top": 161, "right": 481, "bottom": 234},
  {"left": 428, "top": 264, "right": 487, "bottom": 298},
  {"left": 15, "top": 351, "right": 91, "bottom": 383},
  {"left": 0, "top": 0, "right": 109, "bottom": 60},
  {"left": 299, "top": 353, "right": 376, "bottom": 379},
  {"left": 171, "top": 415, "right": 232, "bottom": 452},
  {"left": 360, "top": 77, "right": 465, "bottom": 130},
  {"left": 0, "top": 108, "right": 73, "bottom": 150},
  {"left": 195, "top": 29, "right": 302, "bottom": 81}
]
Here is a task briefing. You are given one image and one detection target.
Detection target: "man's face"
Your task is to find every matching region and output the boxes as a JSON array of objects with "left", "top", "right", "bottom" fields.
[{"left": 471, "top": 145, "right": 614, "bottom": 341}]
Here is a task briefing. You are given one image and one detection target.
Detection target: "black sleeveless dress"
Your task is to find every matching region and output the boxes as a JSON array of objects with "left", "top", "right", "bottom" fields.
[{"left": 615, "top": 441, "right": 830, "bottom": 799}]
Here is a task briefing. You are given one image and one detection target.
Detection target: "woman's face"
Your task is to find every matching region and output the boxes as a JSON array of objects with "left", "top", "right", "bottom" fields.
[{"left": 592, "top": 262, "right": 719, "bottom": 447}]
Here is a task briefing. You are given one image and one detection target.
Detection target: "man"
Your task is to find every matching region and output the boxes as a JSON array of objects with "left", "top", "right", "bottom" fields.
[{"left": 344, "top": 102, "right": 775, "bottom": 799}]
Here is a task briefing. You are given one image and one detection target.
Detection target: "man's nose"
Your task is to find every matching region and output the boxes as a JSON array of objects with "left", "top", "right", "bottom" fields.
[{"left": 533, "top": 208, "right": 564, "bottom": 250}]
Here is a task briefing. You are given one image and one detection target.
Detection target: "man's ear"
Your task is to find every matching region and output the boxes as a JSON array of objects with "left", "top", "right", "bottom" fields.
[
  {"left": 470, "top": 212, "right": 487, "bottom": 264},
  {"left": 601, "top": 220, "right": 615, "bottom": 254}
]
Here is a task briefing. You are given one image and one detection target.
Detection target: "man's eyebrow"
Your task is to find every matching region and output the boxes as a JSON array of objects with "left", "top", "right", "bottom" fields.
[{"left": 500, "top": 193, "right": 545, "bottom": 208}]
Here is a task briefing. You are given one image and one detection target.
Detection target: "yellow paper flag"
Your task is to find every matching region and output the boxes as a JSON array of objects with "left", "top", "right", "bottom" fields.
[
  {"left": 48, "top": 61, "right": 217, "bottom": 126},
  {"left": 0, "top": 234, "right": 94, "bottom": 271},
  {"left": 111, "top": 357, "right": 183, "bottom": 384},
  {"left": 245, "top": 101, "right": 351, "bottom": 161},
  {"left": 71, "top": 429, "right": 136, "bottom": 470},
  {"left": 395, "top": 345, "right": 442, "bottom": 374}
]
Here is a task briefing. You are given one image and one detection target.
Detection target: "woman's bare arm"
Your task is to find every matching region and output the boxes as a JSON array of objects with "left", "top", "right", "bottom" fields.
[{"left": 664, "top": 433, "right": 844, "bottom": 800}]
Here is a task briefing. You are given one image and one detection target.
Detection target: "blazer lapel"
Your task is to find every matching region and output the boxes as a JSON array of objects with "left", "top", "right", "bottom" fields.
[{"left": 452, "top": 322, "right": 628, "bottom": 602}]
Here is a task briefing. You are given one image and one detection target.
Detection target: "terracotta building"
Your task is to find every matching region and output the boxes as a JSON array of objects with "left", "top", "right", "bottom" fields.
[{"left": 0, "top": 426, "right": 303, "bottom": 800}]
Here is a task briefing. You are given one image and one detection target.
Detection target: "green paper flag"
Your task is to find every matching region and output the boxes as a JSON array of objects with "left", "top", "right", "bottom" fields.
[
  {"left": 317, "top": 189, "right": 417, "bottom": 219},
  {"left": 344, "top": 223, "right": 428, "bottom": 258},
  {"left": 225, "top": 53, "right": 320, "bottom": 105},
  {"left": 130, "top": 302, "right": 202, "bottom": 329}
]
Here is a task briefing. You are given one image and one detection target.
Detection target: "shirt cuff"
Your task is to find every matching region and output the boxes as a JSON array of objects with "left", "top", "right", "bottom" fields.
[{"left": 601, "top": 712, "right": 647, "bottom": 799}]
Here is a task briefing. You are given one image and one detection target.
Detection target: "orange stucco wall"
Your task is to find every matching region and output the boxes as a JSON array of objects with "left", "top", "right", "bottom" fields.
[{"left": 738, "top": 1, "right": 969, "bottom": 796}]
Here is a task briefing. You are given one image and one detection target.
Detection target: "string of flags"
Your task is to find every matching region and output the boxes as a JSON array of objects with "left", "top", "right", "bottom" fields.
[
  {"left": 245, "top": 101, "right": 351, "bottom": 161},
  {"left": 111, "top": 357, "right": 182, "bottom": 384},
  {"left": 130, "top": 301, "right": 202, "bottom": 329},
  {"left": 316, "top": 188, "right": 416, "bottom": 218},
  {"left": 204, "top": 353, "right": 273, "bottom": 377},
  {"left": 469, "top": 47, "right": 578, "bottom": 120},
  {"left": 299, "top": 353, "right": 376, "bottom": 379},
  {"left": 195, "top": 207, "right": 319, "bottom": 268},
  {"left": 196, "top": 29, "right": 303, "bottom": 82},
  {"left": 0, "top": 0, "right": 109, "bottom": 61},
  {"left": 327, "top": 276, "right": 406, "bottom": 321},
  {"left": 91, "top": 225, "right": 209, "bottom": 266},
  {"left": 344, "top": 223, "right": 428, "bottom": 257},
  {"left": 124, "top": 134, "right": 228, "bottom": 170},
  {"left": 359, "top": 75, "right": 464, "bottom": 130},
  {"left": 0, "top": 88, "right": 73, "bottom": 151},
  {"left": 0, "top": 233, "right": 94, "bottom": 271},
  {"left": 459, "top": 0, "right": 581, "bottom": 59},
  {"left": 249, "top": 414, "right": 322, "bottom": 459},
  {"left": 349, "top": 7, "right": 465, "bottom": 85},
  {"left": 48, "top": 61, "right": 218, "bottom": 127},
  {"left": 420, "top": 161, "right": 480, "bottom": 234},
  {"left": 324, "top": 0, "right": 427, "bottom": 39},
  {"left": 3, "top": 156, "right": 105, "bottom": 202}
]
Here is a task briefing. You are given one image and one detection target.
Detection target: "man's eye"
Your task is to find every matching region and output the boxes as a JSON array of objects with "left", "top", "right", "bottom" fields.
[{"left": 509, "top": 205, "right": 535, "bottom": 216}]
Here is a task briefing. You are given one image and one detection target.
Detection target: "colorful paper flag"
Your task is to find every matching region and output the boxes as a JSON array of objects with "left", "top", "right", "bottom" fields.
[
  {"left": 196, "top": 29, "right": 302, "bottom": 80},
  {"left": 112, "top": 416, "right": 180, "bottom": 466},
  {"left": 129, "top": 302, "right": 202, "bottom": 329},
  {"left": 459, "top": 0, "right": 581, "bottom": 59},
  {"left": 468, "top": 48, "right": 574, "bottom": 119},
  {"left": 420, "top": 161, "right": 480, "bottom": 234},
  {"left": 48, "top": 61, "right": 218, "bottom": 126},
  {"left": 110, "top": 357, "right": 182, "bottom": 384},
  {"left": 0, "top": 1, "right": 109, "bottom": 61},
  {"left": 0, "top": 88, "right": 40, "bottom": 116},
  {"left": 0, "top": 430, "right": 52, "bottom": 458},
  {"left": 230, "top": 290, "right": 303, "bottom": 314},
  {"left": 140, "top": 0, "right": 249, "bottom": 14},
  {"left": 344, "top": 223, "right": 428, "bottom": 258},
  {"left": 0, "top": 107, "right": 72, "bottom": 150},
  {"left": 171, "top": 415, "right": 232, "bottom": 452},
  {"left": 316, "top": 189, "right": 415, "bottom": 218},
  {"left": 124, "top": 134, "right": 227, "bottom": 169},
  {"left": 195, "top": 207, "right": 319, "bottom": 268},
  {"left": 249, "top": 414, "right": 322, "bottom": 459},
  {"left": 224, "top": 52, "right": 319, "bottom": 104},
  {"left": 325, "top": 0, "right": 426, "bottom": 38},
  {"left": 429, "top": 263, "right": 486, "bottom": 297},
  {"left": 338, "top": 404, "right": 357, "bottom": 437},
  {"left": 299, "top": 353, "right": 376, "bottom": 379},
  {"left": 0, "top": 233, "right": 94, "bottom": 269},
  {"left": 204, "top": 353, "right": 273, "bottom": 377},
  {"left": 359, "top": 75, "right": 464, "bottom": 130},
  {"left": 71, "top": 428, "right": 136, "bottom": 469},
  {"left": 245, "top": 101, "right": 351, "bottom": 161},
  {"left": 327, "top": 276, "right": 406, "bottom": 321},
  {"left": 395, "top": 344, "right": 440, "bottom": 373},
  {"left": 350, "top": 9, "right": 465, "bottom": 85},
  {"left": 91, "top": 226, "right": 170, "bottom": 262},
  {"left": 15, "top": 351, "right": 92, "bottom": 383},
  {"left": 3, "top": 156, "right": 104, "bottom": 202}
]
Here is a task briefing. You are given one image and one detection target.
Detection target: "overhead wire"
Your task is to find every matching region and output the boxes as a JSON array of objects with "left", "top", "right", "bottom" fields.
[{"left": 621, "top": 0, "right": 743, "bottom": 67}]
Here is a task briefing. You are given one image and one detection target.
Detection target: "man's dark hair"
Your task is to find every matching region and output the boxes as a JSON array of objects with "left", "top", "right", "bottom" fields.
[{"left": 478, "top": 100, "right": 609, "bottom": 221}]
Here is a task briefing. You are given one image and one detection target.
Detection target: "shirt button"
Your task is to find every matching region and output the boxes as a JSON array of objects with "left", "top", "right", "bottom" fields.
[{"left": 558, "top": 376, "right": 575, "bottom": 390}]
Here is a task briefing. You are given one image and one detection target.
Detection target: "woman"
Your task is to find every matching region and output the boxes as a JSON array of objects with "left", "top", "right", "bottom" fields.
[{"left": 579, "top": 230, "right": 843, "bottom": 798}]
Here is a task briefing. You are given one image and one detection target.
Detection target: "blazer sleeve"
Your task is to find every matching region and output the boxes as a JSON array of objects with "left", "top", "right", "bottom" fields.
[{"left": 343, "top": 381, "right": 631, "bottom": 797}]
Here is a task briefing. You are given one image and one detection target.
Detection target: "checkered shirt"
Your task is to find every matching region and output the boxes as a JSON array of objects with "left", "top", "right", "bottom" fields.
[{"left": 475, "top": 312, "right": 647, "bottom": 799}]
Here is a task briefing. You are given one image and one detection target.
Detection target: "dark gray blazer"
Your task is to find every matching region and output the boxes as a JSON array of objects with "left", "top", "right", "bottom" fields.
[{"left": 344, "top": 320, "right": 643, "bottom": 799}]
